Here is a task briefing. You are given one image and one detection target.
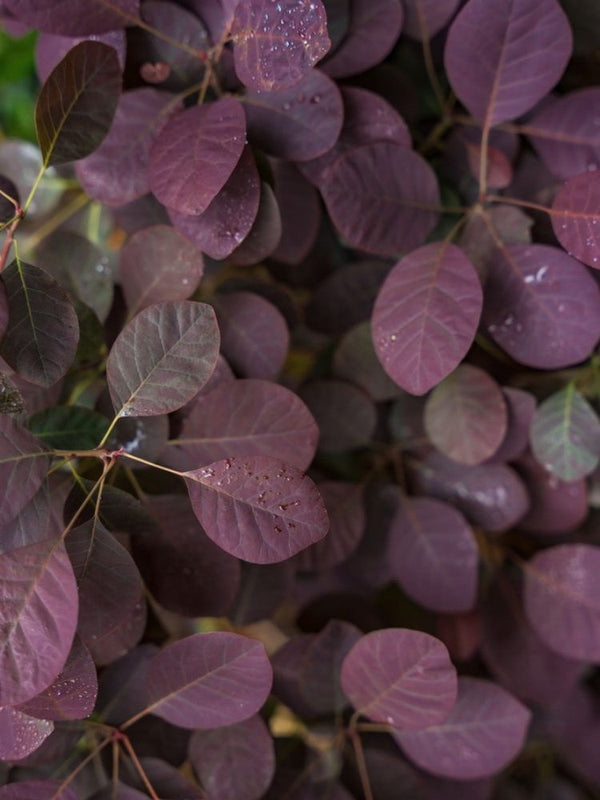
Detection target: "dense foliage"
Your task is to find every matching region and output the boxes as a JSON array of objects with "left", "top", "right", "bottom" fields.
[{"left": 0, "top": 0, "right": 599, "bottom": 797}]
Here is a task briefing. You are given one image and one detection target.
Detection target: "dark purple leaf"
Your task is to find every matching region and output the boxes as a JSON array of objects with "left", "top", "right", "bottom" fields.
[
  {"left": 164, "top": 378, "right": 318, "bottom": 471},
  {"left": 126, "top": 757, "right": 204, "bottom": 799},
  {"left": 271, "top": 634, "right": 318, "bottom": 716},
  {"left": 482, "top": 244, "right": 600, "bottom": 369},
  {"left": 526, "top": 88, "right": 600, "bottom": 179},
  {"left": 242, "top": 70, "right": 343, "bottom": 161},
  {"left": 270, "top": 160, "right": 321, "bottom": 264},
  {"left": 551, "top": 171, "right": 600, "bottom": 269},
  {"left": 321, "top": 0, "right": 403, "bottom": 78},
  {"left": 321, "top": 143, "right": 439, "bottom": 257},
  {"left": 108, "top": 414, "right": 169, "bottom": 466},
  {"left": 545, "top": 685, "right": 600, "bottom": 787},
  {"left": 89, "top": 786, "right": 148, "bottom": 800},
  {"left": 139, "top": 631, "right": 272, "bottom": 728},
  {"left": 229, "top": 182, "right": 282, "bottom": 265},
  {"left": 119, "top": 225, "right": 204, "bottom": 316},
  {"left": 458, "top": 205, "right": 533, "bottom": 283},
  {"left": 113, "top": 193, "right": 170, "bottom": 233},
  {"left": 0, "top": 416, "right": 50, "bottom": 526},
  {"left": 436, "top": 610, "right": 481, "bottom": 663},
  {"left": 231, "top": 0, "right": 330, "bottom": 92},
  {"left": 185, "top": 455, "right": 328, "bottom": 563},
  {"left": 372, "top": 243, "right": 482, "bottom": 396},
  {"left": 17, "top": 636, "right": 97, "bottom": 720},
  {"left": 4, "top": 0, "right": 139, "bottom": 35},
  {"left": 97, "top": 644, "right": 157, "bottom": 725},
  {"left": 322, "top": 0, "right": 349, "bottom": 51},
  {"left": 341, "top": 628, "right": 457, "bottom": 729},
  {"left": 149, "top": 98, "right": 246, "bottom": 215},
  {"left": 0, "top": 538, "right": 77, "bottom": 706},
  {"left": 387, "top": 497, "right": 478, "bottom": 613},
  {"left": 106, "top": 300, "right": 220, "bottom": 417},
  {"left": 0, "top": 483, "right": 58, "bottom": 554},
  {"left": 402, "top": 0, "right": 460, "bottom": 39},
  {"left": 230, "top": 561, "right": 294, "bottom": 624},
  {"left": 213, "top": 292, "right": 288, "bottom": 380},
  {"left": 444, "top": 0, "right": 572, "bottom": 125},
  {"left": 486, "top": 387, "right": 536, "bottom": 463},
  {"left": 0, "top": 175, "right": 19, "bottom": 225},
  {"left": 300, "top": 379, "right": 377, "bottom": 452},
  {"left": 0, "top": 709, "right": 53, "bottom": 761},
  {"left": 297, "top": 482, "right": 364, "bottom": 570},
  {"left": 76, "top": 89, "right": 182, "bottom": 206},
  {"left": 1, "top": 259, "right": 79, "bottom": 388},
  {"left": 35, "top": 41, "right": 121, "bottom": 166},
  {"left": 189, "top": 715, "right": 275, "bottom": 800},
  {"left": 86, "top": 597, "right": 146, "bottom": 666},
  {"left": 524, "top": 544, "right": 600, "bottom": 661},
  {"left": 169, "top": 146, "right": 260, "bottom": 260},
  {"left": 424, "top": 365, "right": 507, "bottom": 465},
  {"left": 36, "top": 29, "right": 126, "bottom": 81},
  {"left": 394, "top": 677, "right": 531, "bottom": 779},
  {"left": 333, "top": 322, "right": 402, "bottom": 402},
  {"left": 466, "top": 142, "right": 513, "bottom": 189},
  {"left": 131, "top": 494, "right": 240, "bottom": 617}
]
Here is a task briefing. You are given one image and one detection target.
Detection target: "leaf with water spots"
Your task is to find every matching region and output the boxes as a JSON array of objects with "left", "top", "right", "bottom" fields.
[{"left": 551, "top": 171, "right": 600, "bottom": 269}]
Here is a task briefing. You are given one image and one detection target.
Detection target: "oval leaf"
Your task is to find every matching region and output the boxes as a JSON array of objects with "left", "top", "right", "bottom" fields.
[
  {"left": 185, "top": 455, "right": 328, "bottom": 564},
  {"left": 3, "top": 0, "right": 139, "bottom": 35},
  {"left": 552, "top": 171, "right": 600, "bottom": 269},
  {"left": 340, "top": 628, "right": 457, "bottom": 729},
  {"left": 106, "top": 300, "right": 220, "bottom": 417},
  {"left": 0, "top": 416, "right": 50, "bottom": 527},
  {"left": 0, "top": 710, "right": 54, "bottom": 761}
]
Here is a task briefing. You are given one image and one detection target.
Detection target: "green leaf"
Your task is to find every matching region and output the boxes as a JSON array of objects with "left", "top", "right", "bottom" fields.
[{"left": 28, "top": 406, "right": 109, "bottom": 450}]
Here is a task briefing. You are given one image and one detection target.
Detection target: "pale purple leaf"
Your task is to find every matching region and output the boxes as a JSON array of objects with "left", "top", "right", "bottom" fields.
[
  {"left": 487, "top": 387, "right": 536, "bottom": 463},
  {"left": 0, "top": 416, "right": 50, "bottom": 526},
  {"left": 394, "top": 677, "right": 531, "bottom": 779},
  {"left": 106, "top": 300, "right": 220, "bottom": 417},
  {"left": 300, "top": 379, "right": 377, "bottom": 452},
  {"left": 0, "top": 709, "right": 53, "bottom": 761},
  {"left": 341, "top": 628, "right": 457, "bottom": 729},
  {"left": 189, "top": 715, "right": 275, "bottom": 800},
  {"left": 387, "top": 497, "right": 478, "bottom": 612},
  {"left": 402, "top": 0, "right": 460, "bottom": 39},
  {"left": 229, "top": 182, "right": 282, "bottom": 265},
  {"left": 321, "top": 143, "right": 439, "bottom": 257},
  {"left": 270, "top": 160, "right": 321, "bottom": 264},
  {"left": 482, "top": 244, "right": 600, "bottom": 369},
  {"left": 424, "top": 364, "right": 508, "bottom": 465},
  {"left": 551, "top": 171, "right": 600, "bottom": 269},
  {"left": 185, "top": 455, "right": 328, "bottom": 563},
  {"left": 36, "top": 29, "right": 126, "bottom": 82},
  {"left": 4, "top": 0, "right": 139, "bottom": 35},
  {"left": 141, "top": 631, "right": 272, "bottom": 728},
  {"left": 149, "top": 98, "right": 246, "bottom": 214},
  {"left": 444, "top": 0, "right": 572, "bottom": 125}
]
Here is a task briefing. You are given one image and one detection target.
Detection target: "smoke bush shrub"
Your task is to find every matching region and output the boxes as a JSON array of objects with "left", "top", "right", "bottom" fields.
[{"left": 0, "top": 0, "right": 599, "bottom": 796}]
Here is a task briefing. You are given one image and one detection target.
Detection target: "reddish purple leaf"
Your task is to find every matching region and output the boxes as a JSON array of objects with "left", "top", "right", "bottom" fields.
[
  {"left": 321, "top": 143, "right": 439, "bottom": 257},
  {"left": 189, "top": 715, "right": 275, "bottom": 800},
  {"left": 165, "top": 378, "right": 318, "bottom": 471},
  {"left": 424, "top": 364, "right": 508, "bottom": 465},
  {"left": 458, "top": 205, "right": 533, "bottom": 283},
  {"left": 185, "top": 455, "right": 328, "bottom": 563},
  {"left": 300, "top": 379, "right": 377, "bottom": 452},
  {"left": 270, "top": 160, "right": 321, "bottom": 264},
  {"left": 4, "top": 0, "right": 139, "bottom": 35},
  {"left": 0, "top": 709, "right": 53, "bottom": 761},
  {"left": 36, "top": 29, "right": 126, "bottom": 82},
  {"left": 169, "top": 146, "right": 260, "bottom": 260},
  {"left": 229, "top": 183, "right": 282, "bottom": 265},
  {"left": 242, "top": 70, "right": 343, "bottom": 161},
  {"left": 387, "top": 497, "right": 478, "bottom": 613},
  {"left": 231, "top": 0, "right": 330, "bottom": 92},
  {"left": 341, "top": 629, "right": 457, "bottom": 729},
  {"left": 402, "top": 0, "right": 460, "bottom": 39},
  {"left": 466, "top": 142, "right": 513, "bottom": 189},
  {"left": 0, "top": 538, "right": 78, "bottom": 706},
  {"left": 487, "top": 387, "right": 536, "bottom": 463},
  {"left": 444, "top": 0, "right": 572, "bottom": 125},
  {"left": 149, "top": 98, "right": 246, "bottom": 215},
  {"left": 551, "top": 171, "right": 600, "bottom": 269},
  {"left": 0, "top": 783, "right": 77, "bottom": 800},
  {"left": 321, "top": 0, "right": 403, "bottom": 78},
  {"left": 372, "top": 243, "right": 482, "bottom": 396},
  {"left": 119, "top": 225, "right": 204, "bottom": 316},
  {"left": 213, "top": 292, "right": 288, "bottom": 380},
  {"left": 524, "top": 544, "right": 600, "bottom": 661},
  {"left": 140, "top": 632, "right": 272, "bottom": 728},
  {"left": 107, "top": 300, "right": 220, "bottom": 417},
  {"left": 394, "top": 677, "right": 531, "bottom": 779},
  {"left": 0, "top": 416, "right": 50, "bottom": 526},
  {"left": 76, "top": 89, "right": 182, "bottom": 206},
  {"left": 482, "top": 244, "right": 600, "bottom": 369}
]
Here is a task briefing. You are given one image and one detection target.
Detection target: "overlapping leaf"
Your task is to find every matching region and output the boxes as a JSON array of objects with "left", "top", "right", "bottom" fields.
[
  {"left": 229, "top": 183, "right": 282, "bottom": 265},
  {"left": 297, "top": 482, "right": 364, "bottom": 570},
  {"left": 0, "top": 710, "right": 54, "bottom": 761},
  {"left": 0, "top": 416, "right": 50, "bottom": 526},
  {"left": 4, "top": 0, "right": 139, "bottom": 35},
  {"left": 551, "top": 171, "right": 600, "bottom": 269},
  {"left": 402, "top": 0, "right": 460, "bottom": 39},
  {"left": 35, "top": 29, "right": 126, "bottom": 82},
  {"left": 300, "top": 379, "right": 377, "bottom": 452}
]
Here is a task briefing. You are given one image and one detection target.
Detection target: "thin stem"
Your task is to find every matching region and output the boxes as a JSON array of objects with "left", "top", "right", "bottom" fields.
[
  {"left": 418, "top": 6, "right": 445, "bottom": 111},
  {"left": 60, "top": 468, "right": 109, "bottom": 542},
  {"left": 485, "top": 193, "right": 554, "bottom": 215},
  {"left": 96, "top": 414, "right": 122, "bottom": 449},
  {"left": 120, "top": 451, "right": 185, "bottom": 477},
  {"left": 347, "top": 726, "right": 374, "bottom": 800},
  {"left": 120, "top": 736, "right": 160, "bottom": 799},
  {"left": 52, "top": 736, "right": 112, "bottom": 799},
  {"left": 0, "top": 187, "right": 19, "bottom": 209},
  {"left": 23, "top": 163, "right": 47, "bottom": 214},
  {"left": 125, "top": 466, "right": 146, "bottom": 500},
  {"left": 0, "top": 213, "right": 21, "bottom": 272}
]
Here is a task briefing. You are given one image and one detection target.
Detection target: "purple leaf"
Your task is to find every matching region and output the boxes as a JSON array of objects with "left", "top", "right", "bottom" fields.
[
  {"left": 341, "top": 628, "right": 457, "bottom": 729},
  {"left": 106, "top": 300, "right": 220, "bottom": 417},
  {"left": 76, "top": 89, "right": 182, "bottom": 206},
  {"left": 0, "top": 483, "right": 59, "bottom": 554},
  {"left": 189, "top": 715, "right": 275, "bottom": 800},
  {"left": 165, "top": 378, "right": 318, "bottom": 471},
  {"left": 487, "top": 387, "right": 536, "bottom": 463},
  {"left": 140, "top": 631, "right": 272, "bottom": 728},
  {"left": 270, "top": 160, "right": 321, "bottom": 264},
  {"left": 321, "top": 143, "right": 439, "bottom": 257},
  {"left": 424, "top": 364, "right": 508, "bottom": 465},
  {"left": 129, "top": 757, "right": 204, "bottom": 799},
  {"left": 402, "top": 0, "right": 460, "bottom": 39},
  {"left": 119, "top": 225, "right": 204, "bottom": 316},
  {"left": 213, "top": 292, "right": 288, "bottom": 380},
  {"left": 185, "top": 455, "right": 328, "bottom": 563},
  {"left": 149, "top": 98, "right": 246, "bottom": 215},
  {"left": 230, "top": 561, "right": 294, "bottom": 624},
  {"left": 35, "top": 41, "right": 121, "bottom": 166},
  {"left": 321, "top": 0, "right": 403, "bottom": 78},
  {"left": 0, "top": 784, "right": 76, "bottom": 800},
  {"left": 17, "top": 636, "right": 97, "bottom": 720},
  {"left": 387, "top": 497, "right": 478, "bottom": 613},
  {"left": 444, "top": 0, "right": 572, "bottom": 125},
  {"left": 0, "top": 538, "right": 78, "bottom": 706},
  {"left": 551, "top": 171, "right": 600, "bottom": 268},
  {"left": 465, "top": 142, "right": 513, "bottom": 189},
  {"left": 35, "top": 29, "right": 126, "bottom": 82},
  {"left": 231, "top": 0, "right": 330, "bottom": 92},
  {"left": 271, "top": 634, "right": 318, "bottom": 716},
  {"left": 524, "top": 544, "right": 600, "bottom": 661},
  {"left": 229, "top": 182, "right": 282, "bottom": 265},
  {"left": 242, "top": 70, "right": 343, "bottom": 161},
  {"left": 131, "top": 494, "right": 241, "bottom": 617},
  {"left": 97, "top": 644, "right": 157, "bottom": 725},
  {"left": 1, "top": 259, "right": 79, "bottom": 388},
  {"left": 545, "top": 684, "right": 600, "bottom": 787},
  {"left": 0, "top": 416, "right": 50, "bottom": 526},
  {"left": 482, "top": 244, "right": 600, "bottom": 369},
  {"left": 458, "top": 205, "right": 533, "bottom": 283},
  {"left": 333, "top": 322, "right": 402, "bottom": 402},
  {"left": 169, "top": 146, "right": 260, "bottom": 260},
  {"left": 300, "top": 379, "right": 377, "bottom": 452},
  {"left": 4, "top": 0, "right": 139, "bottom": 35},
  {"left": 372, "top": 243, "right": 482, "bottom": 396},
  {"left": 87, "top": 598, "right": 146, "bottom": 666},
  {"left": 0, "top": 709, "right": 53, "bottom": 761},
  {"left": 395, "top": 677, "right": 531, "bottom": 779}
]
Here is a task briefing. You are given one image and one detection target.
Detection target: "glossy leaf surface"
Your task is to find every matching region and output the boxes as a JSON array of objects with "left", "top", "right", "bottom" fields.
[
  {"left": 551, "top": 171, "right": 600, "bottom": 269},
  {"left": 0, "top": 712, "right": 54, "bottom": 761}
]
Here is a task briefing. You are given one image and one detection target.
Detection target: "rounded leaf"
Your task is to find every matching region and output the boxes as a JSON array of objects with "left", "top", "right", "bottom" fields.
[
  {"left": 402, "top": 0, "right": 460, "bottom": 40},
  {"left": 551, "top": 171, "right": 600, "bottom": 269},
  {"left": 229, "top": 182, "right": 282, "bottom": 266},
  {"left": 0, "top": 709, "right": 53, "bottom": 761},
  {"left": 0, "top": 416, "right": 50, "bottom": 527},
  {"left": 3, "top": 0, "right": 139, "bottom": 35},
  {"left": 35, "top": 29, "right": 126, "bottom": 82}
]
